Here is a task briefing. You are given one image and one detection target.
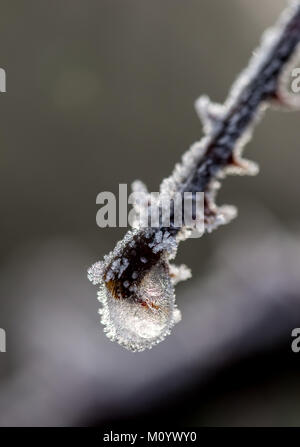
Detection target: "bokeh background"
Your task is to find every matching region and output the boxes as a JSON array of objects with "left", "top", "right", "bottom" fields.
[{"left": 0, "top": 0, "right": 300, "bottom": 426}]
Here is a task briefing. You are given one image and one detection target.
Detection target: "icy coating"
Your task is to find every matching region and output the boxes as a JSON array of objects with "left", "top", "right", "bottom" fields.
[
  {"left": 88, "top": 1, "right": 300, "bottom": 352},
  {"left": 98, "top": 260, "right": 181, "bottom": 352}
]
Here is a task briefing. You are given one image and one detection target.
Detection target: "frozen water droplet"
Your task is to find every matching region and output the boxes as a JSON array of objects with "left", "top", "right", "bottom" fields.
[{"left": 97, "top": 260, "right": 181, "bottom": 352}]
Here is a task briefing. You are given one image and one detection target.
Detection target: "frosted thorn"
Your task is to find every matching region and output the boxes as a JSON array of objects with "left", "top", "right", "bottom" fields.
[
  {"left": 195, "top": 95, "right": 224, "bottom": 134},
  {"left": 225, "top": 156, "right": 259, "bottom": 176},
  {"left": 131, "top": 179, "right": 149, "bottom": 194}
]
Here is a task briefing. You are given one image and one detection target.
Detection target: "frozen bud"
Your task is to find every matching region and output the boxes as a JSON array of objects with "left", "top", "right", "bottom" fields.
[{"left": 97, "top": 260, "right": 181, "bottom": 352}]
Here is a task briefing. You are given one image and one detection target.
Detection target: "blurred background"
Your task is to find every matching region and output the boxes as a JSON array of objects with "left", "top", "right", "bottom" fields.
[{"left": 0, "top": 0, "right": 299, "bottom": 426}]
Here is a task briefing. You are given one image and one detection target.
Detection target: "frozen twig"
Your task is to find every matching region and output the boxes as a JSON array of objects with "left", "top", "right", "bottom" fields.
[{"left": 88, "top": 2, "right": 300, "bottom": 352}]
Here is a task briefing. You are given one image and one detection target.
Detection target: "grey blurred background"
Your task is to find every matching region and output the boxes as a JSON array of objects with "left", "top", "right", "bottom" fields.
[{"left": 0, "top": 0, "right": 300, "bottom": 426}]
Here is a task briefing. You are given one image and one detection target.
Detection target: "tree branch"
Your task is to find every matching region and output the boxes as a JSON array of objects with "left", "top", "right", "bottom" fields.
[{"left": 88, "top": 1, "right": 300, "bottom": 352}]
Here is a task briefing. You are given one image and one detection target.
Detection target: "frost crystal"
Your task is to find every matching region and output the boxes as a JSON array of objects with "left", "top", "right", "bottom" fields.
[{"left": 87, "top": 261, "right": 104, "bottom": 285}]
